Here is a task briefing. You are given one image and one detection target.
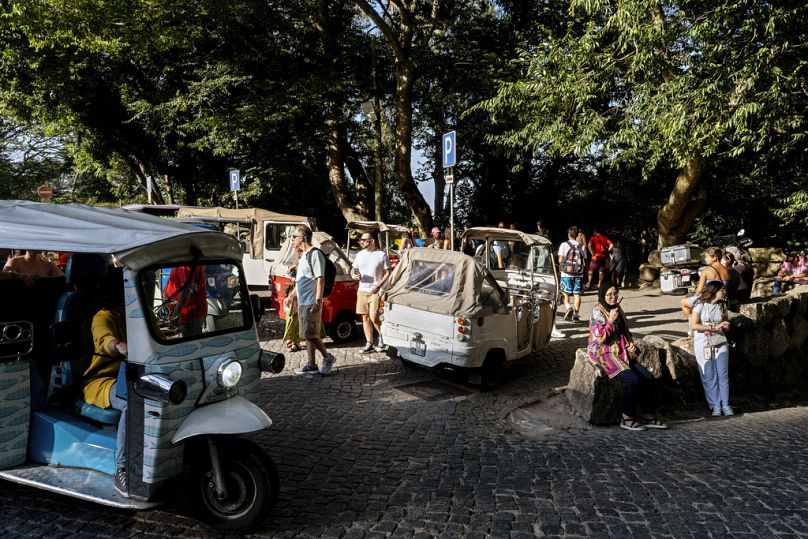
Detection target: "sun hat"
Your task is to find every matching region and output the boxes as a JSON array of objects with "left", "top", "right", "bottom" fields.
[{"left": 431, "top": 227, "right": 441, "bottom": 234}]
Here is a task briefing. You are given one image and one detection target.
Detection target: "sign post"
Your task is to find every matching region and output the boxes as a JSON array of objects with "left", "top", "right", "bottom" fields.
[
  {"left": 442, "top": 131, "right": 456, "bottom": 250},
  {"left": 146, "top": 176, "right": 152, "bottom": 204},
  {"left": 229, "top": 169, "right": 241, "bottom": 209}
]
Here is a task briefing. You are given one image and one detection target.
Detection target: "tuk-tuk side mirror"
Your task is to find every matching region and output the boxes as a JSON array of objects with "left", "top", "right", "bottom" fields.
[{"left": 250, "top": 294, "right": 265, "bottom": 323}]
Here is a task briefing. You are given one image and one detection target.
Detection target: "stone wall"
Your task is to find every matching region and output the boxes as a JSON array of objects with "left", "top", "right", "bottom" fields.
[{"left": 567, "top": 285, "right": 808, "bottom": 424}]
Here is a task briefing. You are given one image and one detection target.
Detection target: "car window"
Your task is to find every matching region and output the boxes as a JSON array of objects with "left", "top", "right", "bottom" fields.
[
  {"left": 140, "top": 261, "right": 250, "bottom": 342},
  {"left": 405, "top": 260, "right": 455, "bottom": 296},
  {"left": 265, "top": 224, "right": 296, "bottom": 250},
  {"left": 532, "top": 245, "right": 555, "bottom": 274}
]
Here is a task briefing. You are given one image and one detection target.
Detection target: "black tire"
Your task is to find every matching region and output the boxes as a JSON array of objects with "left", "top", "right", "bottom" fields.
[
  {"left": 479, "top": 354, "right": 503, "bottom": 390},
  {"left": 188, "top": 438, "right": 278, "bottom": 532},
  {"left": 327, "top": 311, "right": 356, "bottom": 343}
]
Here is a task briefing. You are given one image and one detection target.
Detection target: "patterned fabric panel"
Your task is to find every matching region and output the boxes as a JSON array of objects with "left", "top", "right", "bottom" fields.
[{"left": 0, "top": 361, "right": 30, "bottom": 469}]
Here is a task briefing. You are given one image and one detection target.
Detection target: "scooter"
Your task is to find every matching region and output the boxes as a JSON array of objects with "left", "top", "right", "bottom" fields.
[{"left": 0, "top": 202, "right": 285, "bottom": 531}]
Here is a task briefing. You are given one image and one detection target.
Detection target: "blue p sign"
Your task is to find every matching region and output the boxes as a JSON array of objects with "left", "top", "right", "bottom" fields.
[
  {"left": 442, "top": 131, "right": 456, "bottom": 168},
  {"left": 229, "top": 169, "right": 240, "bottom": 191}
]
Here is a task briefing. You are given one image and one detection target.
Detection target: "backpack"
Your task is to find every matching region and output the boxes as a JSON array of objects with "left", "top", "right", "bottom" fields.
[
  {"left": 563, "top": 241, "right": 584, "bottom": 275},
  {"left": 305, "top": 247, "right": 336, "bottom": 297}
]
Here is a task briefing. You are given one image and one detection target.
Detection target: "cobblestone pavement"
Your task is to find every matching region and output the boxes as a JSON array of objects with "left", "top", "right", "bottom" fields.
[{"left": 2, "top": 288, "right": 808, "bottom": 537}]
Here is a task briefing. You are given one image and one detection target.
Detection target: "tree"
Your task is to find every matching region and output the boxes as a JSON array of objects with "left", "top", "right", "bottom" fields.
[{"left": 475, "top": 0, "right": 808, "bottom": 247}]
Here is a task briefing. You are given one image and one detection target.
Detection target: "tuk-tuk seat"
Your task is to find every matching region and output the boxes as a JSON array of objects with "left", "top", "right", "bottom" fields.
[{"left": 52, "top": 253, "right": 121, "bottom": 425}]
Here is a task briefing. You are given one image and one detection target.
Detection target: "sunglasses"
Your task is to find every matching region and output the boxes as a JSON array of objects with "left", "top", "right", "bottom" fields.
[{"left": 360, "top": 238, "right": 372, "bottom": 242}]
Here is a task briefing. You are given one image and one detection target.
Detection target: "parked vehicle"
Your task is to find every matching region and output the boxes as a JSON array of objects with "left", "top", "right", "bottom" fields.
[
  {"left": 174, "top": 207, "right": 314, "bottom": 291},
  {"left": 0, "top": 201, "right": 284, "bottom": 530},
  {"left": 659, "top": 244, "right": 703, "bottom": 294},
  {"left": 345, "top": 221, "right": 410, "bottom": 267},
  {"left": 381, "top": 227, "right": 558, "bottom": 388},
  {"left": 714, "top": 229, "right": 753, "bottom": 263},
  {"left": 268, "top": 231, "right": 359, "bottom": 343}
]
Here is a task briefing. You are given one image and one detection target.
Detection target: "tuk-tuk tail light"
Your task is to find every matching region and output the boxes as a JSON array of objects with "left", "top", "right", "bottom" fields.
[{"left": 457, "top": 317, "right": 470, "bottom": 336}]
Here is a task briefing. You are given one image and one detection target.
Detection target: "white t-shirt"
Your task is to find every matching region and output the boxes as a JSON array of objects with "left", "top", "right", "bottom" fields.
[
  {"left": 352, "top": 249, "right": 391, "bottom": 292},
  {"left": 557, "top": 239, "right": 585, "bottom": 277}
]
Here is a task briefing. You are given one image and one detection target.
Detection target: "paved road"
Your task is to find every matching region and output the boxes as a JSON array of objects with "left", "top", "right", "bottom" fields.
[{"left": 1, "top": 287, "right": 807, "bottom": 537}]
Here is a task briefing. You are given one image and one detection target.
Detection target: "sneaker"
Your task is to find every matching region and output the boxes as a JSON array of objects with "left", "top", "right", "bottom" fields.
[
  {"left": 294, "top": 363, "right": 319, "bottom": 375},
  {"left": 114, "top": 468, "right": 129, "bottom": 498},
  {"left": 551, "top": 327, "right": 565, "bottom": 338},
  {"left": 711, "top": 407, "right": 722, "bottom": 417},
  {"left": 361, "top": 342, "right": 374, "bottom": 354},
  {"left": 722, "top": 406, "right": 734, "bottom": 416},
  {"left": 374, "top": 338, "right": 387, "bottom": 353},
  {"left": 572, "top": 311, "right": 580, "bottom": 322},
  {"left": 320, "top": 354, "right": 336, "bottom": 375},
  {"left": 563, "top": 310, "right": 574, "bottom": 321}
]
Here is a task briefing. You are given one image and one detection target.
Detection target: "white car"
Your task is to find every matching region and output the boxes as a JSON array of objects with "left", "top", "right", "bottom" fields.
[{"left": 381, "top": 227, "right": 558, "bottom": 388}]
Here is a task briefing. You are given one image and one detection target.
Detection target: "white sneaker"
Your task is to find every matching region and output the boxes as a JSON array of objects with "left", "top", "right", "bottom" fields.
[
  {"left": 373, "top": 338, "right": 387, "bottom": 352},
  {"left": 551, "top": 327, "right": 565, "bottom": 338},
  {"left": 722, "top": 406, "right": 734, "bottom": 416},
  {"left": 711, "top": 407, "right": 722, "bottom": 417},
  {"left": 361, "top": 342, "right": 374, "bottom": 353},
  {"left": 320, "top": 354, "right": 336, "bottom": 375}
]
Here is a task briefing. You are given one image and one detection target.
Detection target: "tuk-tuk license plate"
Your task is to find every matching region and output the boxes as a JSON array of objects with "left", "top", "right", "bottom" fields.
[
  {"left": 681, "top": 274, "right": 690, "bottom": 284},
  {"left": 410, "top": 340, "right": 426, "bottom": 357}
]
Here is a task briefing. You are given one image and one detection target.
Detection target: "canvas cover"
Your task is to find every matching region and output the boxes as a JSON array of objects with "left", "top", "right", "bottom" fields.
[
  {"left": 460, "top": 226, "right": 553, "bottom": 247},
  {"left": 0, "top": 201, "right": 240, "bottom": 270},
  {"left": 269, "top": 231, "right": 352, "bottom": 277},
  {"left": 346, "top": 220, "right": 410, "bottom": 233},
  {"left": 382, "top": 247, "right": 506, "bottom": 318},
  {"left": 176, "top": 206, "right": 312, "bottom": 258}
]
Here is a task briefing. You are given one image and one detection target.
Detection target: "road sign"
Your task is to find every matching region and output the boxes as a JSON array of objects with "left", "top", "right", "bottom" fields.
[
  {"left": 37, "top": 185, "right": 53, "bottom": 200},
  {"left": 444, "top": 168, "right": 454, "bottom": 185},
  {"left": 229, "top": 170, "right": 241, "bottom": 191},
  {"left": 442, "top": 131, "right": 456, "bottom": 168}
]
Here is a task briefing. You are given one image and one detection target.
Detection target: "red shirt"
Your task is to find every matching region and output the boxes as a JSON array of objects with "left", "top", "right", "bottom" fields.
[
  {"left": 590, "top": 234, "right": 612, "bottom": 261},
  {"left": 165, "top": 266, "right": 207, "bottom": 322}
]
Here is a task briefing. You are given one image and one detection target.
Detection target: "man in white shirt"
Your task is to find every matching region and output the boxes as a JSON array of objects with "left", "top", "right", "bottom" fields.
[
  {"left": 351, "top": 231, "right": 392, "bottom": 352},
  {"left": 284, "top": 225, "right": 336, "bottom": 375},
  {"left": 557, "top": 226, "right": 586, "bottom": 322}
]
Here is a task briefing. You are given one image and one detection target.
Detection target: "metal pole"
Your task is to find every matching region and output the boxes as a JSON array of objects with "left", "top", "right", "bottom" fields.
[
  {"left": 450, "top": 182, "right": 454, "bottom": 251},
  {"left": 234, "top": 190, "right": 239, "bottom": 210}
]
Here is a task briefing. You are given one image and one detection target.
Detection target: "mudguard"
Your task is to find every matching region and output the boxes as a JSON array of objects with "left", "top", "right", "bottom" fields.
[{"left": 171, "top": 395, "right": 271, "bottom": 443}]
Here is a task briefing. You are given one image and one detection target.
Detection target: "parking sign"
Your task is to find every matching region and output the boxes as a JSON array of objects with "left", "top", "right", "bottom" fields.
[
  {"left": 229, "top": 170, "right": 240, "bottom": 191},
  {"left": 442, "top": 131, "right": 456, "bottom": 168}
]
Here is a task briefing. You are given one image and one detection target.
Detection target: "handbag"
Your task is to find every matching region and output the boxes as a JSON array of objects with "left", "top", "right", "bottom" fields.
[{"left": 704, "top": 331, "right": 728, "bottom": 347}]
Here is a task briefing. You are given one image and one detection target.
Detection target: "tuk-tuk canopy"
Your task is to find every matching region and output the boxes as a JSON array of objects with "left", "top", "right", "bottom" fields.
[
  {"left": 346, "top": 221, "right": 410, "bottom": 233},
  {"left": 383, "top": 247, "right": 506, "bottom": 318},
  {"left": 176, "top": 207, "right": 312, "bottom": 259},
  {"left": 461, "top": 226, "right": 552, "bottom": 247},
  {"left": 269, "top": 231, "right": 352, "bottom": 277},
  {"left": 0, "top": 201, "right": 240, "bottom": 270}
]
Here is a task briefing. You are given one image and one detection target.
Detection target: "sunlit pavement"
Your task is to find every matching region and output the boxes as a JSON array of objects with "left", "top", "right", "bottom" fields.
[{"left": 1, "top": 286, "right": 807, "bottom": 537}]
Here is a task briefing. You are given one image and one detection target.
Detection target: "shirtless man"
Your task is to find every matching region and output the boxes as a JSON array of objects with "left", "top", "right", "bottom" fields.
[{"left": 4, "top": 251, "right": 64, "bottom": 278}]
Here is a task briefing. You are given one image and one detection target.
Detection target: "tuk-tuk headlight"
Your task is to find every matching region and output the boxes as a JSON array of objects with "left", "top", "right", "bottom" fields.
[{"left": 217, "top": 359, "right": 243, "bottom": 388}]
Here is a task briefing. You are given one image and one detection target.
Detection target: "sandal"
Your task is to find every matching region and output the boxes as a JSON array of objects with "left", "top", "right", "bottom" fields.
[
  {"left": 641, "top": 417, "right": 669, "bottom": 429},
  {"left": 620, "top": 417, "right": 646, "bottom": 431},
  {"left": 285, "top": 341, "right": 302, "bottom": 353}
]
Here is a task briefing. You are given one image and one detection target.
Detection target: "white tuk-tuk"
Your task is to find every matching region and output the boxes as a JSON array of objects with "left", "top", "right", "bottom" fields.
[
  {"left": 381, "top": 227, "right": 558, "bottom": 388},
  {"left": 0, "top": 201, "right": 284, "bottom": 530},
  {"left": 176, "top": 207, "right": 313, "bottom": 290}
]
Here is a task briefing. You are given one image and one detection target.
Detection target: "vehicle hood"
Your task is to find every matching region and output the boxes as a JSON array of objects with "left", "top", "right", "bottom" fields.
[
  {"left": 382, "top": 248, "right": 506, "bottom": 318},
  {"left": 0, "top": 201, "right": 240, "bottom": 270}
]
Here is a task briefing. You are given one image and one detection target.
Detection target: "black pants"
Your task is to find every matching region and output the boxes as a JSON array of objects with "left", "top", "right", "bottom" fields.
[{"left": 615, "top": 362, "right": 656, "bottom": 416}]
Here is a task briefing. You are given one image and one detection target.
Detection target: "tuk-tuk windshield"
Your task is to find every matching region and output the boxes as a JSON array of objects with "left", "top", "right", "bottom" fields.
[
  {"left": 405, "top": 260, "right": 455, "bottom": 296},
  {"left": 532, "top": 245, "right": 555, "bottom": 274},
  {"left": 140, "top": 260, "right": 250, "bottom": 341}
]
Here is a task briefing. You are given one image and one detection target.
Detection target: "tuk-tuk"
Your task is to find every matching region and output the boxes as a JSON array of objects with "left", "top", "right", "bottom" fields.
[
  {"left": 345, "top": 221, "right": 410, "bottom": 267},
  {"left": 175, "top": 207, "right": 314, "bottom": 291},
  {"left": 381, "top": 227, "right": 558, "bottom": 388},
  {"left": 0, "top": 201, "right": 284, "bottom": 530},
  {"left": 268, "top": 231, "right": 358, "bottom": 343}
]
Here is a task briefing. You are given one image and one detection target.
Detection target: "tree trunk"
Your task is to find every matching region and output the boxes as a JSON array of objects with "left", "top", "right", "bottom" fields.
[
  {"left": 394, "top": 57, "right": 433, "bottom": 236},
  {"left": 130, "top": 157, "right": 164, "bottom": 204},
  {"left": 342, "top": 138, "right": 373, "bottom": 217},
  {"left": 656, "top": 154, "right": 707, "bottom": 248}
]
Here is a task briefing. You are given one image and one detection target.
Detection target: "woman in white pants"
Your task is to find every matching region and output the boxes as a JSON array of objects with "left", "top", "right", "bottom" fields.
[{"left": 689, "top": 282, "right": 733, "bottom": 416}]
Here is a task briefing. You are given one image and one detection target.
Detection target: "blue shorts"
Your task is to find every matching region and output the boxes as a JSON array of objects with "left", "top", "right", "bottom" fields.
[{"left": 560, "top": 276, "right": 583, "bottom": 295}]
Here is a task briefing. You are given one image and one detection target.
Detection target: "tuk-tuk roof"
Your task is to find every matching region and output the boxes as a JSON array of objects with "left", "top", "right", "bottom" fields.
[
  {"left": 346, "top": 220, "right": 410, "bottom": 233},
  {"left": 0, "top": 201, "right": 240, "bottom": 270},
  {"left": 122, "top": 203, "right": 189, "bottom": 216},
  {"left": 177, "top": 207, "right": 312, "bottom": 258},
  {"left": 269, "top": 231, "right": 352, "bottom": 277},
  {"left": 382, "top": 247, "right": 506, "bottom": 318},
  {"left": 461, "top": 226, "right": 552, "bottom": 246}
]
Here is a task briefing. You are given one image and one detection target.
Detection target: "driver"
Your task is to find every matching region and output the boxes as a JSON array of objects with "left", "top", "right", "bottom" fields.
[{"left": 83, "top": 270, "right": 129, "bottom": 498}]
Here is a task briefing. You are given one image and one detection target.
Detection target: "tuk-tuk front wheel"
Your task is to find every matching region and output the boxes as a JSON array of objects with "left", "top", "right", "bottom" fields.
[{"left": 189, "top": 438, "right": 279, "bottom": 531}]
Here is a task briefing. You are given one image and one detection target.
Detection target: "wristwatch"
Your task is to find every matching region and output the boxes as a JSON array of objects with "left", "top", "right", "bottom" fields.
[{"left": 316, "top": 298, "right": 323, "bottom": 304}]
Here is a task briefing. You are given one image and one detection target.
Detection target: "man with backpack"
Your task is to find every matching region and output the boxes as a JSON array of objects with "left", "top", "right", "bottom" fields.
[
  {"left": 284, "top": 225, "right": 337, "bottom": 375},
  {"left": 558, "top": 226, "right": 586, "bottom": 322},
  {"left": 351, "top": 230, "right": 392, "bottom": 353}
]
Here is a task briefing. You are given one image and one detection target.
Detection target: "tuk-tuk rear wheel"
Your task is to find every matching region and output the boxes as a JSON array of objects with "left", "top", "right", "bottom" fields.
[
  {"left": 327, "top": 311, "right": 356, "bottom": 343},
  {"left": 189, "top": 439, "right": 278, "bottom": 531},
  {"left": 479, "top": 355, "right": 503, "bottom": 390}
]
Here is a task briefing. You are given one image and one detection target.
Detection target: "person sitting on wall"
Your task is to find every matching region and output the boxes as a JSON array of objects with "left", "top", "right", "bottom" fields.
[{"left": 773, "top": 253, "right": 808, "bottom": 295}]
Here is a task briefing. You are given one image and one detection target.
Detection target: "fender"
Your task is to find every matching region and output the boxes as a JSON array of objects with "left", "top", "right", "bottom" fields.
[{"left": 171, "top": 395, "right": 271, "bottom": 443}]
